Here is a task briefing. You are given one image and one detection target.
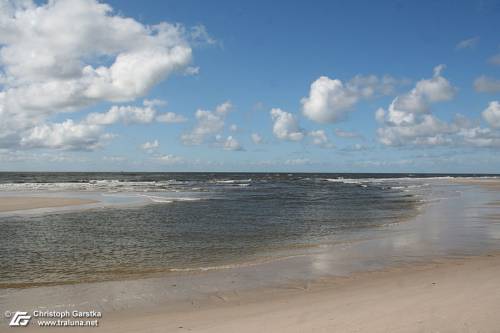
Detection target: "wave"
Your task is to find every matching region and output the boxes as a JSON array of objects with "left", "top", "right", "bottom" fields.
[
  {"left": 323, "top": 178, "right": 364, "bottom": 185},
  {"left": 214, "top": 179, "right": 252, "bottom": 184},
  {"left": 0, "top": 180, "right": 188, "bottom": 192},
  {"left": 140, "top": 194, "right": 202, "bottom": 203},
  {"left": 168, "top": 254, "right": 304, "bottom": 273}
]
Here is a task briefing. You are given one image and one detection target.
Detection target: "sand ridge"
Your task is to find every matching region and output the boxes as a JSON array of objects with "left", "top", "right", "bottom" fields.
[{"left": 0, "top": 196, "right": 98, "bottom": 212}]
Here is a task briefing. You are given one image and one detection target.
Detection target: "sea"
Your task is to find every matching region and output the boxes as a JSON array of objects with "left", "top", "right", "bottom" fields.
[{"left": 0, "top": 172, "right": 499, "bottom": 290}]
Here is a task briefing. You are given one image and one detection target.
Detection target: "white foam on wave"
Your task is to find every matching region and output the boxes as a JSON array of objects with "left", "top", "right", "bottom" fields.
[
  {"left": 0, "top": 180, "right": 185, "bottom": 192},
  {"left": 214, "top": 179, "right": 252, "bottom": 184},
  {"left": 323, "top": 178, "right": 363, "bottom": 185},
  {"left": 140, "top": 194, "right": 202, "bottom": 203},
  {"left": 169, "top": 254, "right": 304, "bottom": 273}
]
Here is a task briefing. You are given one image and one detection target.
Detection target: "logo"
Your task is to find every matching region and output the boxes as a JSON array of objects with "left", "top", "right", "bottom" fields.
[{"left": 9, "top": 311, "right": 31, "bottom": 327}]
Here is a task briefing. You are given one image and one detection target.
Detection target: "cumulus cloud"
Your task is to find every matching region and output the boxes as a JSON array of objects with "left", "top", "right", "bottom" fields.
[
  {"left": 0, "top": 0, "right": 194, "bottom": 150},
  {"left": 474, "top": 76, "right": 500, "bottom": 93},
  {"left": 156, "top": 112, "right": 187, "bottom": 123},
  {"left": 86, "top": 105, "right": 156, "bottom": 125},
  {"left": 483, "top": 101, "right": 500, "bottom": 128},
  {"left": 377, "top": 114, "right": 454, "bottom": 146},
  {"left": 301, "top": 74, "right": 405, "bottom": 123},
  {"left": 220, "top": 135, "right": 243, "bottom": 151},
  {"left": 181, "top": 101, "right": 232, "bottom": 145},
  {"left": 377, "top": 66, "right": 500, "bottom": 148},
  {"left": 459, "top": 126, "right": 500, "bottom": 147},
  {"left": 377, "top": 65, "right": 455, "bottom": 128},
  {"left": 141, "top": 139, "right": 160, "bottom": 153},
  {"left": 455, "top": 37, "right": 479, "bottom": 50},
  {"left": 251, "top": 133, "right": 263, "bottom": 144},
  {"left": 376, "top": 66, "right": 458, "bottom": 146},
  {"left": 270, "top": 108, "right": 304, "bottom": 141},
  {"left": 85, "top": 99, "right": 186, "bottom": 125},
  {"left": 20, "top": 119, "right": 111, "bottom": 150},
  {"left": 308, "top": 130, "right": 334, "bottom": 148}
]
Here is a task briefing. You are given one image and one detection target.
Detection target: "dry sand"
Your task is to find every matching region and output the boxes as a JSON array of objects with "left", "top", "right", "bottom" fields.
[
  {"left": 77, "top": 254, "right": 500, "bottom": 333},
  {"left": 0, "top": 196, "right": 98, "bottom": 212}
]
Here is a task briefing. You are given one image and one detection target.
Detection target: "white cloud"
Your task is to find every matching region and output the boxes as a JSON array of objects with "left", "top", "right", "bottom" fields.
[
  {"left": 334, "top": 128, "right": 361, "bottom": 139},
  {"left": 86, "top": 105, "right": 156, "bottom": 125},
  {"left": 270, "top": 108, "right": 304, "bottom": 141},
  {"left": 181, "top": 101, "right": 232, "bottom": 145},
  {"left": 459, "top": 126, "right": 500, "bottom": 148},
  {"left": 143, "top": 99, "right": 167, "bottom": 108},
  {"left": 85, "top": 98, "right": 186, "bottom": 129},
  {"left": 141, "top": 139, "right": 160, "bottom": 153},
  {"left": 0, "top": 149, "right": 87, "bottom": 163},
  {"left": 377, "top": 114, "right": 453, "bottom": 146},
  {"left": 376, "top": 66, "right": 456, "bottom": 146},
  {"left": 456, "top": 37, "right": 479, "bottom": 49},
  {"left": 489, "top": 53, "right": 500, "bottom": 66},
  {"left": 156, "top": 112, "right": 187, "bottom": 123},
  {"left": 474, "top": 76, "right": 500, "bottom": 93},
  {"left": 375, "top": 108, "right": 386, "bottom": 123},
  {"left": 377, "top": 67, "right": 500, "bottom": 148},
  {"left": 229, "top": 124, "right": 238, "bottom": 132},
  {"left": 301, "top": 74, "right": 405, "bottom": 123},
  {"left": 190, "top": 25, "right": 218, "bottom": 46},
  {"left": 215, "top": 101, "right": 233, "bottom": 115},
  {"left": 378, "top": 65, "right": 455, "bottom": 128},
  {"left": 20, "top": 119, "right": 110, "bottom": 150},
  {"left": 251, "top": 133, "right": 263, "bottom": 144},
  {"left": 483, "top": 101, "right": 500, "bottom": 128},
  {"left": 309, "top": 130, "right": 334, "bottom": 148},
  {"left": 415, "top": 65, "right": 455, "bottom": 102},
  {"left": 0, "top": 0, "right": 194, "bottom": 150},
  {"left": 154, "top": 154, "right": 184, "bottom": 164},
  {"left": 301, "top": 76, "right": 357, "bottom": 123},
  {"left": 183, "top": 66, "right": 200, "bottom": 76},
  {"left": 221, "top": 136, "right": 243, "bottom": 151}
]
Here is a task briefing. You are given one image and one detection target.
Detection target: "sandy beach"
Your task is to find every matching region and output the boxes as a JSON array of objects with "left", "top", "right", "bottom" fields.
[
  {"left": 104, "top": 254, "right": 500, "bottom": 332},
  {"left": 0, "top": 197, "right": 98, "bottom": 212},
  {"left": 14, "top": 254, "right": 497, "bottom": 333}
]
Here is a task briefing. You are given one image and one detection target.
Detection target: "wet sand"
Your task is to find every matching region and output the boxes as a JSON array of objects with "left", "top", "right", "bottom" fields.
[
  {"left": 12, "top": 254, "right": 500, "bottom": 333},
  {"left": 0, "top": 196, "right": 98, "bottom": 212}
]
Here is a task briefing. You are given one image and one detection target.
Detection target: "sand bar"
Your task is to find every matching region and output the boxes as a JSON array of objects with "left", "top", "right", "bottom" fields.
[
  {"left": 452, "top": 177, "right": 500, "bottom": 189},
  {"left": 0, "top": 196, "right": 98, "bottom": 212}
]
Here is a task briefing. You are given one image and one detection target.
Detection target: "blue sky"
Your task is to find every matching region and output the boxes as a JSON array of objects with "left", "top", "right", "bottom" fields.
[{"left": 1, "top": 0, "right": 500, "bottom": 172}]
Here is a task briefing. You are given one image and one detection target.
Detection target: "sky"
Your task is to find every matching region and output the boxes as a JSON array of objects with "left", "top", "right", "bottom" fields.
[{"left": 0, "top": 0, "right": 500, "bottom": 173}]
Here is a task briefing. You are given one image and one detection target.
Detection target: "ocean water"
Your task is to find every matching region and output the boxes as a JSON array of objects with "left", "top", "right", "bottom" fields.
[{"left": 0, "top": 172, "right": 497, "bottom": 288}]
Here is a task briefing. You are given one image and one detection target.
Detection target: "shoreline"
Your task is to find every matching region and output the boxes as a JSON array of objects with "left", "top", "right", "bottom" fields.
[
  {"left": 9, "top": 253, "right": 500, "bottom": 332},
  {"left": 97, "top": 253, "right": 500, "bottom": 333}
]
